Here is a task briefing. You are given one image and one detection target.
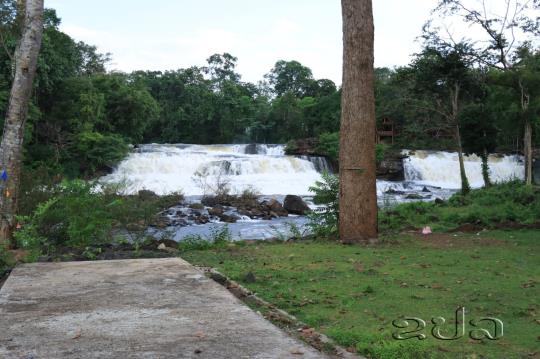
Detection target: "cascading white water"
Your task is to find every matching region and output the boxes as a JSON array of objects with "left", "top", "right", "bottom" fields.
[
  {"left": 102, "top": 145, "right": 525, "bottom": 199},
  {"left": 101, "top": 144, "right": 323, "bottom": 195},
  {"left": 403, "top": 150, "right": 524, "bottom": 189}
]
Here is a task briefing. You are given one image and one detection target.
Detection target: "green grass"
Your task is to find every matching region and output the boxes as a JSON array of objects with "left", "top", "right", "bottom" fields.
[
  {"left": 380, "top": 181, "right": 540, "bottom": 232},
  {"left": 182, "top": 230, "right": 540, "bottom": 359}
]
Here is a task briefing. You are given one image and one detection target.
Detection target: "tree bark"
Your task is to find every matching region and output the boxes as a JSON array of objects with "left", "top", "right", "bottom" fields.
[
  {"left": 0, "top": 0, "right": 44, "bottom": 246},
  {"left": 481, "top": 148, "right": 491, "bottom": 187},
  {"left": 524, "top": 119, "right": 532, "bottom": 185},
  {"left": 450, "top": 84, "right": 470, "bottom": 194},
  {"left": 339, "top": 0, "right": 378, "bottom": 243},
  {"left": 455, "top": 123, "right": 470, "bottom": 194}
]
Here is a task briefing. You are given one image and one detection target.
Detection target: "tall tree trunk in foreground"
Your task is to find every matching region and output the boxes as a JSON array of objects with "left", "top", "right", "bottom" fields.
[
  {"left": 0, "top": 0, "right": 44, "bottom": 246},
  {"left": 339, "top": 0, "right": 378, "bottom": 243}
]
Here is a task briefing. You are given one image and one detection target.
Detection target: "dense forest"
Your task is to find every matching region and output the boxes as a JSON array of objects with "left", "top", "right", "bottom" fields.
[{"left": 0, "top": 4, "right": 538, "bottom": 180}]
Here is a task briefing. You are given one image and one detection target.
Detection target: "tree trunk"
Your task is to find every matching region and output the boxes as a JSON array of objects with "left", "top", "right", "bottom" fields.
[
  {"left": 455, "top": 123, "right": 470, "bottom": 195},
  {"left": 524, "top": 119, "right": 533, "bottom": 185},
  {"left": 481, "top": 148, "right": 491, "bottom": 188},
  {"left": 450, "top": 84, "right": 470, "bottom": 195},
  {"left": 0, "top": 0, "right": 44, "bottom": 246},
  {"left": 339, "top": 0, "right": 378, "bottom": 243}
]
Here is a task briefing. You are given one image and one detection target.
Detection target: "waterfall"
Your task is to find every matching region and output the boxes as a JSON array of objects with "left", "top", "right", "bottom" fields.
[
  {"left": 296, "top": 155, "right": 333, "bottom": 173},
  {"left": 403, "top": 150, "right": 524, "bottom": 189},
  {"left": 101, "top": 145, "right": 525, "bottom": 199},
  {"left": 101, "top": 144, "right": 321, "bottom": 195}
]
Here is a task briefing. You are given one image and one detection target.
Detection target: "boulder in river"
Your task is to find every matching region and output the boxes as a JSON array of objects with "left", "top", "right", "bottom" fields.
[
  {"left": 264, "top": 199, "right": 288, "bottom": 217},
  {"left": 405, "top": 193, "right": 424, "bottom": 200},
  {"left": 208, "top": 205, "right": 224, "bottom": 216},
  {"left": 219, "top": 213, "right": 240, "bottom": 223},
  {"left": 283, "top": 195, "right": 310, "bottom": 215}
]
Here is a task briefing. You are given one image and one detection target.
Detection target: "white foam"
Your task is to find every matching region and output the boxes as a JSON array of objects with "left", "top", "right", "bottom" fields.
[
  {"left": 101, "top": 144, "right": 320, "bottom": 195},
  {"left": 403, "top": 150, "right": 524, "bottom": 189}
]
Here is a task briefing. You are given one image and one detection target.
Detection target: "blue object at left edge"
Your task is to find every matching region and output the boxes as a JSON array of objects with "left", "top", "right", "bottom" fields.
[{"left": 1, "top": 170, "right": 8, "bottom": 181}]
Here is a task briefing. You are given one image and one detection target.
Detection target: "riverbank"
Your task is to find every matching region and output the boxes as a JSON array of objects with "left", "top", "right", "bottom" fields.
[{"left": 182, "top": 230, "right": 540, "bottom": 359}]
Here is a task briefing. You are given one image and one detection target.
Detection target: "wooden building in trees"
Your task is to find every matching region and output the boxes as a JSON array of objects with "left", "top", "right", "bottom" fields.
[{"left": 376, "top": 117, "right": 395, "bottom": 144}]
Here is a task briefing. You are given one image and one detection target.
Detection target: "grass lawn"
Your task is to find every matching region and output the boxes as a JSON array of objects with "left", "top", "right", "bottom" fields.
[{"left": 182, "top": 230, "right": 540, "bottom": 359}]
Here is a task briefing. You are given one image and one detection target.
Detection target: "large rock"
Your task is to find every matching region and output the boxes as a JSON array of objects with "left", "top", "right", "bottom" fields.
[
  {"left": 376, "top": 159, "right": 404, "bottom": 181},
  {"left": 263, "top": 199, "right": 288, "bottom": 217},
  {"left": 283, "top": 195, "right": 310, "bottom": 215},
  {"left": 208, "top": 205, "right": 224, "bottom": 216}
]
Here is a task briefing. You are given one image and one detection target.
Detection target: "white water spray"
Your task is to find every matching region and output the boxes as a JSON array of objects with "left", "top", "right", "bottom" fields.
[
  {"left": 101, "top": 144, "right": 325, "bottom": 195},
  {"left": 403, "top": 150, "right": 524, "bottom": 189}
]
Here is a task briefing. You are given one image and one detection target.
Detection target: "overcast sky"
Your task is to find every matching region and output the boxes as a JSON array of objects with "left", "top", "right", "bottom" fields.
[{"left": 49, "top": 0, "right": 450, "bottom": 84}]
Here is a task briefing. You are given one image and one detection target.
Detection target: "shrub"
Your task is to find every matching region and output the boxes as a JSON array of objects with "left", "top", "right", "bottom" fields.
[
  {"left": 379, "top": 181, "right": 540, "bottom": 232},
  {"left": 14, "top": 180, "right": 184, "bottom": 254},
  {"left": 15, "top": 180, "right": 116, "bottom": 252},
  {"left": 316, "top": 132, "right": 340, "bottom": 162},
  {"left": 308, "top": 172, "right": 339, "bottom": 237},
  {"left": 71, "top": 131, "right": 130, "bottom": 176},
  {"left": 284, "top": 139, "right": 298, "bottom": 154},
  {"left": 0, "top": 245, "right": 14, "bottom": 279},
  {"left": 178, "top": 225, "right": 232, "bottom": 251},
  {"left": 376, "top": 143, "right": 389, "bottom": 164}
]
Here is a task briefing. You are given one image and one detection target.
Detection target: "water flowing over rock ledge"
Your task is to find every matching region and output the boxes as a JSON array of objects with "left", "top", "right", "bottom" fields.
[{"left": 100, "top": 144, "right": 525, "bottom": 241}]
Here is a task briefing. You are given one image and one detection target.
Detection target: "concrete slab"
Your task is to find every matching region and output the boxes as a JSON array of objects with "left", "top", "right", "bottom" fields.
[{"left": 0, "top": 258, "right": 328, "bottom": 358}]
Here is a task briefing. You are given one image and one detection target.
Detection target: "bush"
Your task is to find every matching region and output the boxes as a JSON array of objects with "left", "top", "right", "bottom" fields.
[
  {"left": 0, "top": 245, "right": 14, "bottom": 279},
  {"left": 379, "top": 181, "right": 540, "bottom": 232},
  {"left": 14, "top": 180, "right": 184, "bottom": 255},
  {"left": 376, "top": 143, "right": 389, "bottom": 164},
  {"left": 316, "top": 132, "right": 340, "bottom": 162},
  {"left": 284, "top": 139, "right": 298, "bottom": 154},
  {"left": 15, "top": 180, "right": 116, "bottom": 252},
  {"left": 70, "top": 131, "right": 130, "bottom": 177},
  {"left": 178, "top": 225, "right": 232, "bottom": 251},
  {"left": 308, "top": 172, "right": 339, "bottom": 237}
]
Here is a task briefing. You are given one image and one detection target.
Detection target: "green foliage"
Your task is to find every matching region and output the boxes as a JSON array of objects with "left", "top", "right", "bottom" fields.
[
  {"left": 178, "top": 226, "right": 232, "bottom": 251},
  {"left": 0, "top": 244, "right": 14, "bottom": 278},
  {"left": 308, "top": 172, "right": 339, "bottom": 238},
  {"left": 14, "top": 180, "right": 183, "bottom": 254},
  {"left": 375, "top": 143, "right": 389, "bottom": 164},
  {"left": 14, "top": 181, "right": 116, "bottom": 251},
  {"left": 362, "top": 339, "right": 434, "bottom": 359},
  {"left": 183, "top": 230, "right": 540, "bottom": 358},
  {"left": 316, "top": 132, "right": 339, "bottom": 162},
  {"left": 379, "top": 181, "right": 540, "bottom": 232},
  {"left": 72, "top": 131, "right": 129, "bottom": 175}
]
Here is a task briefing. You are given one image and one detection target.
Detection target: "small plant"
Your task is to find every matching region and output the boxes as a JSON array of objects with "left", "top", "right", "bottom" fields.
[
  {"left": 82, "top": 246, "right": 102, "bottom": 260},
  {"left": 208, "top": 225, "right": 233, "bottom": 244},
  {"left": 193, "top": 165, "right": 231, "bottom": 197},
  {"left": 376, "top": 143, "right": 389, "bottom": 164},
  {"left": 0, "top": 244, "right": 14, "bottom": 279},
  {"left": 237, "top": 186, "right": 260, "bottom": 202},
  {"left": 267, "top": 221, "right": 305, "bottom": 241},
  {"left": 178, "top": 225, "right": 233, "bottom": 251},
  {"left": 308, "top": 172, "right": 339, "bottom": 238}
]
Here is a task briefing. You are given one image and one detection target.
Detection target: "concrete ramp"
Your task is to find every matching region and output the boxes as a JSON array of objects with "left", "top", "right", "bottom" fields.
[{"left": 0, "top": 258, "right": 327, "bottom": 358}]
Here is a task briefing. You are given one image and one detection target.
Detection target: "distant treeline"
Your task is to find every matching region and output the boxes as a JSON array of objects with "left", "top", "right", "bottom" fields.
[{"left": 0, "top": 5, "right": 538, "bottom": 178}]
